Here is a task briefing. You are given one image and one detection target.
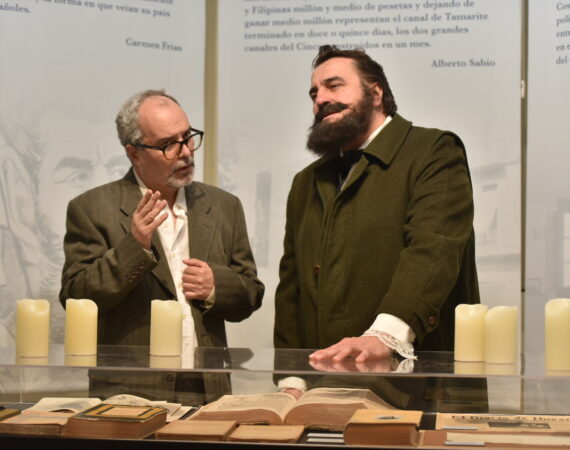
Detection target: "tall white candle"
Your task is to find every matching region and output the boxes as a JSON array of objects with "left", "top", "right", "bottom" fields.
[
  {"left": 150, "top": 300, "right": 182, "bottom": 356},
  {"left": 454, "top": 361, "right": 485, "bottom": 375},
  {"left": 150, "top": 355, "right": 182, "bottom": 369},
  {"left": 545, "top": 298, "right": 570, "bottom": 371},
  {"left": 16, "top": 299, "right": 50, "bottom": 358},
  {"left": 484, "top": 306, "right": 518, "bottom": 364},
  {"left": 65, "top": 298, "right": 98, "bottom": 355},
  {"left": 65, "top": 354, "right": 97, "bottom": 367},
  {"left": 454, "top": 304, "right": 488, "bottom": 362}
]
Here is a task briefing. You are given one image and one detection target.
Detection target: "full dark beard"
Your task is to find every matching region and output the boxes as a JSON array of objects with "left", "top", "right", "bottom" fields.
[{"left": 306, "top": 91, "right": 375, "bottom": 158}]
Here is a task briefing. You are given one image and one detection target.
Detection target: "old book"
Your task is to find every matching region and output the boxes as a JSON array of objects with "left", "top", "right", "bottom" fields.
[
  {"left": 26, "top": 397, "right": 102, "bottom": 413},
  {"left": 0, "top": 408, "right": 21, "bottom": 421},
  {"left": 228, "top": 424, "right": 305, "bottom": 443},
  {"left": 0, "top": 410, "right": 73, "bottom": 436},
  {"left": 64, "top": 403, "right": 167, "bottom": 439},
  {"left": 343, "top": 408, "right": 422, "bottom": 446},
  {"left": 420, "top": 429, "right": 570, "bottom": 448},
  {"left": 190, "top": 387, "right": 394, "bottom": 431},
  {"left": 27, "top": 394, "right": 187, "bottom": 422},
  {"left": 436, "top": 412, "right": 570, "bottom": 433},
  {"left": 155, "top": 419, "right": 237, "bottom": 441}
]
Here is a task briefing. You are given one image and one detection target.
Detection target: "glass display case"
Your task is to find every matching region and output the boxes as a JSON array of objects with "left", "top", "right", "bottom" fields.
[{"left": 1, "top": 346, "right": 569, "bottom": 449}]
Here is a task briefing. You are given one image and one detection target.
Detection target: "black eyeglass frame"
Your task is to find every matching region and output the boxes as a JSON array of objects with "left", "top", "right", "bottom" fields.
[{"left": 133, "top": 127, "right": 204, "bottom": 159}]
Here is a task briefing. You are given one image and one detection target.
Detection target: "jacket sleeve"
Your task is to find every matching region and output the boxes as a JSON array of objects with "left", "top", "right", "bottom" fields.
[
  {"left": 206, "top": 196, "right": 264, "bottom": 323},
  {"left": 59, "top": 197, "right": 158, "bottom": 313},
  {"left": 377, "top": 133, "right": 476, "bottom": 345}
]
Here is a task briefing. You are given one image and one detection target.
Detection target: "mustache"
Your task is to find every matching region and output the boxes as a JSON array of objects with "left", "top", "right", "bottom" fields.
[
  {"left": 171, "top": 156, "right": 194, "bottom": 172},
  {"left": 313, "top": 102, "right": 349, "bottom": 125}
]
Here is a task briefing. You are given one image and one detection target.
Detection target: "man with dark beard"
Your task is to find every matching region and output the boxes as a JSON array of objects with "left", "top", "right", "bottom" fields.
[
  {"left": 60, "top": 89, "right": 264, "bottom": 404},
  {"left": 274, "top": 46, "right": 480, "bottom": 399}
]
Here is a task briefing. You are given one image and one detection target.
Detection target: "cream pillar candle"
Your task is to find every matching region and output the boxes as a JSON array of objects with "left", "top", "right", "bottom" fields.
[
  {"left": 16, "top": 299, "right": 50, "bottom": 358},
  {"left": 65, "top": 299, "right": 98, "bottom": 355},
  {"left": 65, "top": 354, "right": 97, "bottom": 367},
  {"left": 454, "top": 361, "right": 485, "bottom": 375},
  {"left": 545, "top": 298, "right": 570, "bottom": 371},
  {"left": 484, "top": 306, "right": 518, "bottom": 364},
  {"left": 150, "top": 300, "right": 182, "bottom": 356},
  {"left": 150, "top": 355, "right": 182, "bottom": 369},
  {"left": 454, "top": 304, "right": 488, "bottom": 361}
]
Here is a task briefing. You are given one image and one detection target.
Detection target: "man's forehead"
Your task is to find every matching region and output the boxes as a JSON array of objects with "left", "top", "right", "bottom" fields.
[{"left": 311, "top": 57, "right": 358, "bottom": 84}]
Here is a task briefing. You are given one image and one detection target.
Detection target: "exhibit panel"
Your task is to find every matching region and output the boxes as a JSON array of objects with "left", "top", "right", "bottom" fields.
[{"left": 0, "top": 0, "right": 207, "bottom": 352}]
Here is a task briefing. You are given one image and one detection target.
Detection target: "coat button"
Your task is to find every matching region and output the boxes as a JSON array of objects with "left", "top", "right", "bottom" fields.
[
  {"left": 313, "top": 265, "right": 320, "bottom": 275},
  {"left": 427, "top": 315, "right": 437, "bottom": 327}
]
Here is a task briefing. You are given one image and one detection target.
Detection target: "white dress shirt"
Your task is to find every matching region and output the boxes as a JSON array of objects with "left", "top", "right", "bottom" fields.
[{"left": 134, "top": 174, "right": 197, "bottom": 366}]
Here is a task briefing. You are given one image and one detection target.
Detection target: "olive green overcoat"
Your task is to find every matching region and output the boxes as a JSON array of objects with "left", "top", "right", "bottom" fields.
[{"left": 274, "top": 114, "right": 479, "bottom": 352}]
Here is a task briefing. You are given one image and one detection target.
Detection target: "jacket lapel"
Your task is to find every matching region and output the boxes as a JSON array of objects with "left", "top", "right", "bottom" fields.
[
  {"left": 341, "top": 114, "right": 413, "bottom": 192},
  {"left": 186, "top": 182, "right": 215, "bottom": 261},
  {"left": 119, "top": 169, "right": 176, "bottom": 298}
]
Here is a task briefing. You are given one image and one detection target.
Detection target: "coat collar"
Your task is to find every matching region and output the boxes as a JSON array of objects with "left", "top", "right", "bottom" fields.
[{"left": 313, "top": 114, "right": 413, "bottom": 198}]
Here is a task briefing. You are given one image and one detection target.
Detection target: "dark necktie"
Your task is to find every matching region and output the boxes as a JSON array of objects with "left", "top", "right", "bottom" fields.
[{"left": 338, "top": 149, "right": 362, "bottom": 182}]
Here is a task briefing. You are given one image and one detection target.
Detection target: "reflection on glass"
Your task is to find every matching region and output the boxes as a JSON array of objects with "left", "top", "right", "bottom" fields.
[
  {"left": 65, "top": 354, "right": 96, "bottom": 367},
  {"left": 485, "top": 363, "right": 518, "bottom": 375},
  {"left": 150, "top": 355, "right": 182, "bottom": 369},
  {"left": 545, "top": 370, "right": 570, "bottom": 377},
  {"left": 309, "top": 356, "right": 405, "bottom": 373},
  {"left": 454, "top": 360, "right": 485, "bottom": 375},
  {"left": 16, "top": 356, "right": 49, "bottom": 366}
]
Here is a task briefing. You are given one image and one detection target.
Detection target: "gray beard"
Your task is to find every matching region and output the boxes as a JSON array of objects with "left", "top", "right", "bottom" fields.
[{"left": 167, "top": 157, "right": 194, "bottom": 188}]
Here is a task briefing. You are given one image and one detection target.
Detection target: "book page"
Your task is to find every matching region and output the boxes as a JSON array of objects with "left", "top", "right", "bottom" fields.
[
  {"left": 198, "top": 393, "right": 296, "bottom": 417},
  {"left": 8, "top": 410, "right": 73, "bottom": 424},
  {"left": 104, "top": 393, "right": 182, "bottom": 418},
  {"left": 26, "top": 397, "right": 101, "bottom": 413},
  {"left": 295, "top": 388, "right": 393, "bottom": 409}
]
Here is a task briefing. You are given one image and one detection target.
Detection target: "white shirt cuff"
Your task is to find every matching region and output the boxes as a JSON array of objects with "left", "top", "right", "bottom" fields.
[
  {"left": 277, "top": 376, "right": 307, "bottom": 393},
  {"left": 363, "top": 313, "right": 417, "bottom": 360}
]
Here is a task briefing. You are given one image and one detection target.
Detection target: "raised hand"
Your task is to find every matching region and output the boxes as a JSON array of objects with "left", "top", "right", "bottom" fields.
[{"left": 131, "top": 190, "right": 168, "bottom": 249}]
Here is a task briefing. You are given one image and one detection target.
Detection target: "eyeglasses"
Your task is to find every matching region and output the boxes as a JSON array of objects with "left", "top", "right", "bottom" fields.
[{"left": 134, "top": 128, "right": 204, "bottom": 160}]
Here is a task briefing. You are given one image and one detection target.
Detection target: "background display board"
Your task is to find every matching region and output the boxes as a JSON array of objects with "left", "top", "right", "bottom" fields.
[
  {"left": 525, "top": 0, "right": 570, "bottom": 354},
  {"left": 0, "top": 0, "right": 206, "bottom": 350}
]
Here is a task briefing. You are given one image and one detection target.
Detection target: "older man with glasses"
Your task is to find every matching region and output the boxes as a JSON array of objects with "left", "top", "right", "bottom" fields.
[{"left": 59, "top": 89, "right": 264, "bottom": 405}]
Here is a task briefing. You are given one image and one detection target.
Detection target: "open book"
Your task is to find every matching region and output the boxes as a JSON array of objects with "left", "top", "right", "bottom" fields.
[
  {"left": 189, "top": 387, "right": 394, "bottom": 431},
  {"left": 25, "top": 394, "right": 191, "bottom": 422}
]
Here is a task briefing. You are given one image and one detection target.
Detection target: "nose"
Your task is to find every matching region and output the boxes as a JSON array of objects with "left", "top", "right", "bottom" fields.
[
  {"left": 179, "top": 141, "right": 194, "bottom": 158},
  {"left": 313, "top": 89, "right": 331, "bottom": 114}
]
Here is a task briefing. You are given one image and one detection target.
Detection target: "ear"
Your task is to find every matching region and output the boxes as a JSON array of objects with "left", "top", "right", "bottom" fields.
[
  {"left": 125, "top": 144, "right": 139, "bottom": 166},
  {"left": 0, "top": 154, "right": 41, "bottom": 264},
  {"left": 371, "top": 83, "right": 383, "bottom": 108}
]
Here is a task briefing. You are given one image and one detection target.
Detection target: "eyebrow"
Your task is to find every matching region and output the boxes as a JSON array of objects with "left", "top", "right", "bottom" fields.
[
  {"left": 155, "top": 127, "right": 192, "bottom": 145},
  {"left": 308, "top": 76, "right": 345, "bottom": 97}
]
